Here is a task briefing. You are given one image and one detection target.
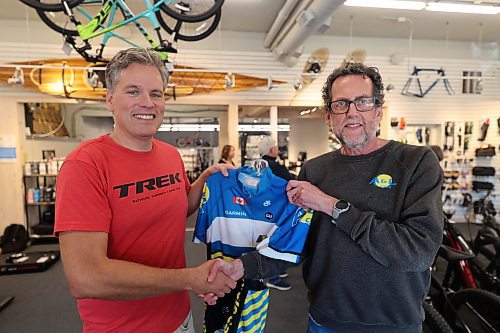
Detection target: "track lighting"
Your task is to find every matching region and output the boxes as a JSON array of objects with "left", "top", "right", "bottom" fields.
[
  {"left": 7, "top": 66, "right": 24, "bottom": 85},
  {"left": 224, "top": 72, "right": 235, "bottom": 88},
  {"left": 307, "top": 60, "right": 321, "bottom": 74},
  {"left": 293, "top": 79, "right": 303, "bottom": 91},
  {"left": 267, "top": 76, "right": 278, "bottom": 90},
  {"left": 87, "top": 71, "right": 101, "bottom": 88},
  {"left": 299, "top": 107, "right": 318, "bottom": 116},
  {"left": 345, "top": 0, "right": 500, "bottom": 15}
]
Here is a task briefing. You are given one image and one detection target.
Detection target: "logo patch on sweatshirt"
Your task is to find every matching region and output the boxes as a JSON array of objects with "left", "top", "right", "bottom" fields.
[{"left": 370, "top": 174, "right": 397, "bottom": 189}]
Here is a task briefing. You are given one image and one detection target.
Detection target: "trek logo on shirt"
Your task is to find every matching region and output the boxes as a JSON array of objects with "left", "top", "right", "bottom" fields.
[
  {"left": 113, "top": 173, "right": 182, "bottom": 198},
  {"left": 233, "top": 196, "right": 247, "bottom": 205},
  {"left": 369, "top": 174, "right": 397, "bottom": 189}
]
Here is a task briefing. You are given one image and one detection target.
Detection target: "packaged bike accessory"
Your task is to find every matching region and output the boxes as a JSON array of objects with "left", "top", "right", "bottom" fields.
[
  {"left": 461, "top": 193, "right": 472, "bottom": 207},
  {"left": 472, "top": 181, "right": 494, "bottom": 191},
  {"left": 478, "top": 118, "right": 489, "bottom": 141},
  {"left": 472, "top": 167, "right": 495, "bottom": 176},
  {"left": 444, "top": 122, "right": 454, "bottom": 151},
  {"left": 475, "top": 144, "right": 496, "bottom": 157}
]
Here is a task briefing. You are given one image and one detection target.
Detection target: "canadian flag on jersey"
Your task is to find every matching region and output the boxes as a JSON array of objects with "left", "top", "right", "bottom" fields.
[{"left": 233, "top": 196, "right": 247, "bottom": 205}]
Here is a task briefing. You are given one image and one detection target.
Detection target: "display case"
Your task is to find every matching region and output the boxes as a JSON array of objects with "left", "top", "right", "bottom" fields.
[{"left": 23, "top": 168, "right": 57, "bottom": 240}]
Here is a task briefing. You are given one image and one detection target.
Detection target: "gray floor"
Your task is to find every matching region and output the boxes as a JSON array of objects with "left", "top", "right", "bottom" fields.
[
  {"left": 0, "top": 229, "right": 309, "bottom": 333},
  {"left": 0, "top": 218, "right": 488, "bottom": 333}
]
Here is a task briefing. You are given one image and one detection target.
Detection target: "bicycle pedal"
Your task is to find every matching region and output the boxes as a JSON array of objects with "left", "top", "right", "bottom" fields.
[{"left": 156, "top": 45, "right": 178, "bottom": 53}]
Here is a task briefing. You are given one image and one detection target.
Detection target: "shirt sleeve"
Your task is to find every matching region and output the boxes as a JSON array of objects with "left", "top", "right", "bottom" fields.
[
  {"left": 193, "top": 182, "right": 211, "bottom": 244},
  {"left": 55, "top": 158, "right": 112, "bottom": 235},
  {"left": 256, "top": 207, "right": 313, "bottom": 263}
]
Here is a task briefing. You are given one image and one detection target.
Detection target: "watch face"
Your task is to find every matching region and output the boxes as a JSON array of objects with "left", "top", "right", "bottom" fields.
[{"left": 335, "top": 200, "right": 349, "bottom": 210}]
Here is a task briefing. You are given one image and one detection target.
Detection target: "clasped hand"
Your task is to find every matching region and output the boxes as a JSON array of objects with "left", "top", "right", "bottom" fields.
[{"left": 196, "top": 258, "right": 244, "bottom": 305}]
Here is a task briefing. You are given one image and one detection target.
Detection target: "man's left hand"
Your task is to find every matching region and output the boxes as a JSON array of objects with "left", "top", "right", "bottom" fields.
[{"left": 203, "top": 163, "right": 236, "bottom": 178}]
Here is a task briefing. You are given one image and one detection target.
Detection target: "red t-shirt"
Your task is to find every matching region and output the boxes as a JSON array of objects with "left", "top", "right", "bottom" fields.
[{"left": 55, "top": 135, "right": 191, "bottom": 333}]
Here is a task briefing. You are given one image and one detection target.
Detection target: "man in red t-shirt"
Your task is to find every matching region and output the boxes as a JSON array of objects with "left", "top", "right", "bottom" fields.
[{"left": 55, "top": 48, "right": 237, "bottom": 333}]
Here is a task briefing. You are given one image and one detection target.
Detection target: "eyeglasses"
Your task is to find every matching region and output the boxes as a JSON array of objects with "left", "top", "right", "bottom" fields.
[{"left": 328, "top": 96, "right": 377, "bottom": 114}]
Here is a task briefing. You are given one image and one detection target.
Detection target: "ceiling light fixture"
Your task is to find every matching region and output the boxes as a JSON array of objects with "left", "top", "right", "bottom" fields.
[
  {"left": 158, "top": 124, "right": 220, "bottom": 132},
  {"left": 426, "top": 2, "right": 500, "bottom": 14},
  {"left": 344, "top": 0, "right": 426, "bottom": 10},
  {"left": 238, "top": 124, "right": 290, "bottom": 132},
  {"left": 344, "top": 0, "right": 500, "bottom": 14}
]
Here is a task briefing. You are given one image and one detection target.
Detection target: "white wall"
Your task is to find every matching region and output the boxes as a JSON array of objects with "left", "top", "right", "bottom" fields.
[
  {"left": 289, "top": 117, "right": 330, "bottom": 163},
  {"left": 0, "top": 22, "right": 499, "bottom": 232},
  {"left": 0, "top": 98, "right": 25, "bottom": 230}
]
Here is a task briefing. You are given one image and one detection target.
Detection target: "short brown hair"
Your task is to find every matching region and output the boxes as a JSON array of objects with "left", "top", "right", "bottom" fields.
[
  {"left": 105, "top": 48, "right": 169, "bottom": 92},
  {"left": 221, "top": 145, "right": 234, "bottom": 160}
]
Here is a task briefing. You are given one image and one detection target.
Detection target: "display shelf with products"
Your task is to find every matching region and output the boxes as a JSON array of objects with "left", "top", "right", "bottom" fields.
[
  {"left": 178, "top": 147, "right": 215, "bottom": 182},
  {"left": 23, "top": 159, "right": 62, "bottom": 240}
]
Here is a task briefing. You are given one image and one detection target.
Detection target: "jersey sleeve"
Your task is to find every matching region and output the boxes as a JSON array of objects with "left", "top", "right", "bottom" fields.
[
  {"left": 193, "top": 182, "right": 212, "bottom": 244},
  {"left": 256, "top": 206, "right": 313, "bottom": 263}
]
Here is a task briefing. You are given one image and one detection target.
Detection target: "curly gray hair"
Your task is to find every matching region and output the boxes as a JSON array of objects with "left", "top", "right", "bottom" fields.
[{"left": 321, "top": 63, "right": 385, "bottom": 113}]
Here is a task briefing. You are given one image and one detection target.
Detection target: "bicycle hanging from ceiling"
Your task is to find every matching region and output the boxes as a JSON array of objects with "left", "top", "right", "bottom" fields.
[{"left": 19, "top": 0, "right": 224, "bottom": 63}]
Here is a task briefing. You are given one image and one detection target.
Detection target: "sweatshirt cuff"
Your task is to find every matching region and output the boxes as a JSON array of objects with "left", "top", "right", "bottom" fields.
[
  {"left": 240, "top": 252, "right": 260, "bottom": 279},
  {"left": 335, "top": 203, "right": 363, "bottom": 236}
]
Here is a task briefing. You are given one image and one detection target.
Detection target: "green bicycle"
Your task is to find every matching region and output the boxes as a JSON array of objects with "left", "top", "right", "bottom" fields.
[{"left": 20, "top": 0, "right": 224, "bottom": 63}]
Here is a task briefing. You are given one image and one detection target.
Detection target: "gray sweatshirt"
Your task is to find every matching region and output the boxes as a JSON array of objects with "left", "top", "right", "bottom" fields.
[{"left": 242, "top": 141, "right": 443, "bottom": 333}]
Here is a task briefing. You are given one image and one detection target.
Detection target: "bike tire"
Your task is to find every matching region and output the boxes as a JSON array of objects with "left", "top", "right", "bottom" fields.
[
  {"left": 156, "top": 0, "right": 224, "bottom": 23},
  {"left": 448, "top": 288, "right": 500, "bottom": 333},
  {"left": 36, "top": 8, "right": 79, "bottom": 36},
  {"left": 156, "top": 8, "right": 221, "bottom": 42},
  {"left": 176, "top": 138, "right": 187, "bottom": 147},
  {"left": 422, "top": 301, "right": 453, "bottom": 333},
  {"left": 19, "top": 0, "right": 83, "bottom": 12}
]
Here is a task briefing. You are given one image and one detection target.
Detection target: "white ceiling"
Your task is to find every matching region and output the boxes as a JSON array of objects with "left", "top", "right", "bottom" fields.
[
  {"left": 3, "top": 0, "right": 500, "bottom": 119},
  {"left": 4, "top": 0, "right": 500, "bottom": 43}
]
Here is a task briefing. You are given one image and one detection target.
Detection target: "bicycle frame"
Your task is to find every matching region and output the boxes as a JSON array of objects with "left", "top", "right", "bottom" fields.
[
  {"left": 66, "top": 0, "right": 174, "bottom": 61},
  {"left": 401, "top": 67, "right": 455, "bottom": 98},
  {"left": 443, "top": 219, "right": 479, "bottom": 289}
]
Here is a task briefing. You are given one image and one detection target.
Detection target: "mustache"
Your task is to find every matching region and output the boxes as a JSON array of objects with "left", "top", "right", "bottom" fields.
[{"left": 342, "top": 117, "right": 365, "bottom": 127}]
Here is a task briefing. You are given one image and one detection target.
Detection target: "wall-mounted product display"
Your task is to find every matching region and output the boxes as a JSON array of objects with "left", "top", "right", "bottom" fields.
[
  {"left": 387, "top": 122, "right": 441, "bottom": 147},
  {"left": 178, "top": 147, "right": 215, "bottom": 183}
]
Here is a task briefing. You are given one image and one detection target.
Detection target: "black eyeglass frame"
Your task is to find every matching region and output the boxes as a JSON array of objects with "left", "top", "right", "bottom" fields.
[{"left": 327, "top": 96, "right": 378, "bottom": 115}]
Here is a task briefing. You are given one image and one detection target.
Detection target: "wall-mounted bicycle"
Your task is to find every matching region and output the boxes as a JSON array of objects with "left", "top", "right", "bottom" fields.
[{"left": 19, "top": 0, "right": 224, "bottom": 63}]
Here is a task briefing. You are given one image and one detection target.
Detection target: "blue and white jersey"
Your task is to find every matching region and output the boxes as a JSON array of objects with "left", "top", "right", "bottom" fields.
[
  {"left": 195, "top": 166, "right": 312, "bottom": 333},
  {"left": 194, "top": 166, "right": 312, "bottom": 263}
]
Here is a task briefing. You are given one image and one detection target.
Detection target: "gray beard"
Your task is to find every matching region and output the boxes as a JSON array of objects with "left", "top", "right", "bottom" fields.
[{"left": 334, "top": 125, "right": 373, "bottom": 150}]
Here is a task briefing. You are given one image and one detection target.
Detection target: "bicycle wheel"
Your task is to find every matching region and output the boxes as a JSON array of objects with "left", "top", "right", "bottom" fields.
[
  {"left": 176, "top": 137, "right": 187, "bottom": 147},
  {"left": 156, "top": 8, "right": 221, "bottom": 42},
  {"left": 448, "top": 288, "right": 500, "bottom": 333},
  {"left": 422, "top": 301, "right": 453, "bottom": 333},
  {"left": 36, "top": 8, "right": 79, "bottom": 36},
  {"left": 19, "top": 0, "right": 83, "bottom": 12},
  {"left": 34, "top": 1, "right": 107, "bottom": 36},
  {"left": 156, "top": 0, "right": 224, "bottom": 23}
]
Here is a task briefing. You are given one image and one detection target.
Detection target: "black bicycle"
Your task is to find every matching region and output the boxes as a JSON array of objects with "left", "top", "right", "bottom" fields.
[{"left": 428, "top": 244, "right": 500, "bottom": 332}]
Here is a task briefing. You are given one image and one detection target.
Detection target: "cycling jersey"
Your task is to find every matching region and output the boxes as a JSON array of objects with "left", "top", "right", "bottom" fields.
[{"left": 194, "top": 166, "right": 312, "bottom": 333}]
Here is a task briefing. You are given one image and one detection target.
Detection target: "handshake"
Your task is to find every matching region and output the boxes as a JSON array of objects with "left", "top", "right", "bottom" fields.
[{"left": 191, "top": 258, "right": 244, "bottom": 305}]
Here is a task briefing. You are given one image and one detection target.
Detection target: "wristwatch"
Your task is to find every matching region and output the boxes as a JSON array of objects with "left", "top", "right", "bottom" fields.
[{"left": 331, "top": 199, "right": 350, "bottom": 224}]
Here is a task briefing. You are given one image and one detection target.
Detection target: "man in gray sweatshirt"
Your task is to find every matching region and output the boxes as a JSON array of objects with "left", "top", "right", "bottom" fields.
[{"left": 209, "top": 63, "right": 443, "bottom": 333}]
